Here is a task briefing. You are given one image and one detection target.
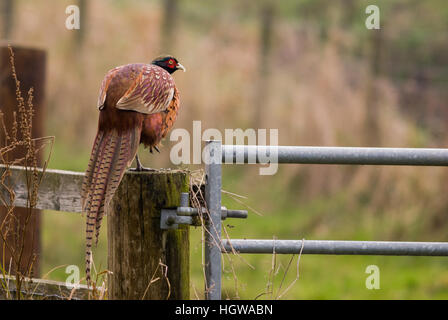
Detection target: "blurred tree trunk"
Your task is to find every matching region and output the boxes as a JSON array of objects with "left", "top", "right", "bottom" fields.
[
  {"left": 363, "top": 27, "right": 385, "bottom": 207},
  {"left": 340, "top": 0, "right": 357, "bottom": 28},
  {"left": 253, "top": 1, "right": 275, "bottom": 128},
  {"left": 160, "top": 0, "right": 179, "bottom": 52},
  {"left": 1, "top": 0, "right": 14, "bottom": 39},
  {"left": 76, "top": 0, "right": 87, "bottom": 47},
  {"left": 364, "top": 28, "right": 383, "bottom": 146}
]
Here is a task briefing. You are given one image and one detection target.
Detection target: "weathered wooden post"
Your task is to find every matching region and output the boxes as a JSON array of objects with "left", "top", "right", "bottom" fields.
[
  {"left": 108, "top": 170, "right": 190, "bottom": 300},
  {"left": 0, "top": 43, "right": 46, "bottom": 277}
]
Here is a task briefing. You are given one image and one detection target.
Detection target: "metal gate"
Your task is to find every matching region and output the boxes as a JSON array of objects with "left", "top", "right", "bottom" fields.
[{"left": 202, "top": 140, "right": 448, "bottom": 300}]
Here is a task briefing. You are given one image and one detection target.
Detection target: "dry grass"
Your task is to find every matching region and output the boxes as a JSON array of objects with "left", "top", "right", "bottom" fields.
[
  {"left": 3, "top": 0, "right": 448, "bottom": 299},
  {"left": 10, "top": 0, "right": 446, "bottom": 220},
  {"left": 0, "top": 45, "right": 55, "bottom": 299},
  {"left": 7, "top": 1, "right": 447, "bottom": 217}
]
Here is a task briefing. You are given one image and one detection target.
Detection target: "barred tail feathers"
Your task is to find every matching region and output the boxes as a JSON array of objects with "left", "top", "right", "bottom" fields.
[
  {"left": 94, "top": 127, "right": 141, "bottom": 245},
  {"left": 82, "top": 127, "right": 141, "bottom": 285},
  {"left": 81, "top": 131, "right": 105, "bottom": 212}
]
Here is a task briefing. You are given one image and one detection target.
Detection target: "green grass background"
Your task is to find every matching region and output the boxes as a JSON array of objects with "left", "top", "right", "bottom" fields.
[{"left": 40, "top": 142, "right": 448, "bottom": 299}]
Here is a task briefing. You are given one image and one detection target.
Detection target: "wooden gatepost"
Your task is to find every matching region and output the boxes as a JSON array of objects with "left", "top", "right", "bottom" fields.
[
  {"left": 107, "top": 170, "right": 190, "bottom": 300},
  {"left": 0, "top": 166, "right": 190, "bottom": 300}
]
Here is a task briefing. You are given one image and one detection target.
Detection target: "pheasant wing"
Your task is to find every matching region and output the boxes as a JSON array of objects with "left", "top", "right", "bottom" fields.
[{"left": 114, "top": 64, "right": 175, "bottom": 115}]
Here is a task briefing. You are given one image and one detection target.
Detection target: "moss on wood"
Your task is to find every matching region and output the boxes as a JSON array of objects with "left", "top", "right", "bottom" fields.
[{"left": 108, "top": 170, "right": 190, "bottom": 300}]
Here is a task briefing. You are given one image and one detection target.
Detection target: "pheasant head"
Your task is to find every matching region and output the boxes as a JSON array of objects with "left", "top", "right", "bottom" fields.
[{"left": 151, "top": 55, "right": 186, "bottom": 74}]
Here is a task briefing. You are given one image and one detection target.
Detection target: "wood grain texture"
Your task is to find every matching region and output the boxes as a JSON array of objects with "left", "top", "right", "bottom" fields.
[
  {"left": 0, "top": 275, "right": 91, "bottom": 300},
  {"left": 0, "top": 164, "right": 84, "bottom": 213},
  {"left": 1, "top": 165, "right": 191, "bottom": 299},
  {"left": 108, "top": 170, "right": 189, "bottom": 300}
]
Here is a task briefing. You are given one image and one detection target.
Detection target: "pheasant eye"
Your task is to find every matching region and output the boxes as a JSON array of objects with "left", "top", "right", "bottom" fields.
[{"left": 168, "top": 59, "right": 174, "bottom": 65}]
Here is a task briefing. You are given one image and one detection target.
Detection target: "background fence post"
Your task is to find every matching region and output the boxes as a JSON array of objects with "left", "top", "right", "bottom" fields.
[
  {"left": 107, "top": 170, "right": 190, "bottom": 300},
  {"left": 0, "top": 44, "right": 46, "bottom": 278}
]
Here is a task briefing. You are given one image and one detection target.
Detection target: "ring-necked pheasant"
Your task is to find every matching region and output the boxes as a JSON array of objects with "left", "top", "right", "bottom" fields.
[{"left": 81, "top": 55, "right": 185, "bottom": 284}]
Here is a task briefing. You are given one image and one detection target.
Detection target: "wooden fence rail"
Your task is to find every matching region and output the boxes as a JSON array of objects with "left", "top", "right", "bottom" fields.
[
  {"left": 0, "top": 164, "right": 190, "bottom": 300},
  {"left": 0, "top": 275, "right": 90, "bottom": 300},
  {"left": 1, "top": 165, "right": 84, "bottom": 213}
]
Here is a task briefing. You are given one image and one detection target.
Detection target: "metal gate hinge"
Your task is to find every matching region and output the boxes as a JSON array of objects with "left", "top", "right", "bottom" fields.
[{"left": 160, "top": 192, "right": 248, "bottom": 229}]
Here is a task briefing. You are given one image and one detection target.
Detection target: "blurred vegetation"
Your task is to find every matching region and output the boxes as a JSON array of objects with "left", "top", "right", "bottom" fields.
[{"left": 1, "top": 0, "right": 448, "bottom": 299}]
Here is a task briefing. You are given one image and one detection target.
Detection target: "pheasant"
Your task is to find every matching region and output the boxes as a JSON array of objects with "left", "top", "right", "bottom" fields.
[{"left": 81, "top": 55, "right": 185, "bottom": 284}]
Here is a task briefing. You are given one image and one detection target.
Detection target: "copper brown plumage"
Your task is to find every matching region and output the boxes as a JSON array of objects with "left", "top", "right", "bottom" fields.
[{"left": 81, "top": 56, "right": 185, "bottom": 285}]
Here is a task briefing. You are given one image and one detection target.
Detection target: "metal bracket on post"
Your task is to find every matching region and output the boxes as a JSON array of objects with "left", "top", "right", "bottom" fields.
[
  {"left": 160, "top": 192, "right": 248, "bottom": 230},
  {"left": 160, "top": 192, "right": 192, "bottom": 230}
]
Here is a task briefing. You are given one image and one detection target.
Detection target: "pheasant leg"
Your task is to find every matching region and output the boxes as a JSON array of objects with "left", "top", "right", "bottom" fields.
[{"left": 129, "top": 154, "right": 156, "bottom": 172}]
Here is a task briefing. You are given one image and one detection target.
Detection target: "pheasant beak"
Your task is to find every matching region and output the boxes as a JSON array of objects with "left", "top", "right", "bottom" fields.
[{"left": 176, "top": 63, "right": 186, "bottom": 72}]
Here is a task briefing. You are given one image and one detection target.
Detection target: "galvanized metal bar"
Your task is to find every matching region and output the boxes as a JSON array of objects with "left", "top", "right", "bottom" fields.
[
  {"left": 166, "top": 215, "right": 193, "bottom": 227},
  {"left": 222, "top": 145, "right": 448, "bottom": 166},
  {"left": 222, "top": 208, "right": 248, "bottom": 219},
  {"left": 204, "top": 140, "right": 222, "bottom": 300},
  {"left": 222, "top": 239, "right": 448, "bottom": 256},
  {"left": 176, "top": 205, "right": 247, "bottom": 219}
]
